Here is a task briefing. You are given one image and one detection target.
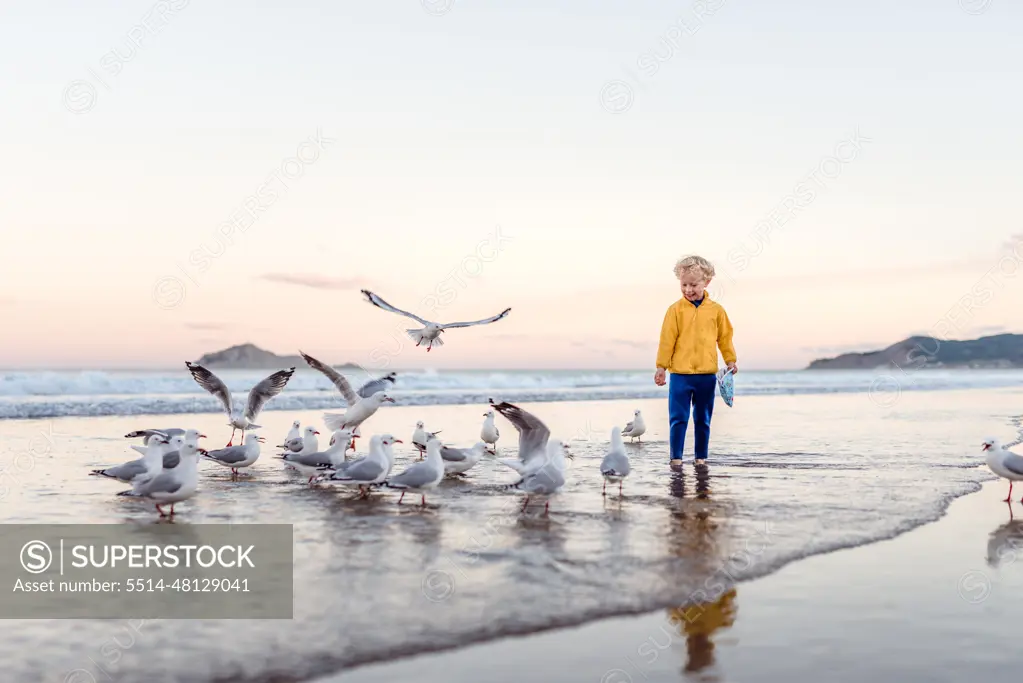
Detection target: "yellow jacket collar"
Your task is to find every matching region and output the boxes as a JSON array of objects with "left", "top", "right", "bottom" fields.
[{"left": 681, "top": 291, "right": 713, "bottom": 307}]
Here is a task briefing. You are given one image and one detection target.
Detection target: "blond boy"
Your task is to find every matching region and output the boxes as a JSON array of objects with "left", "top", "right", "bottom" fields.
[{"left": 655, "top": 256, "right": 737, "bottom": 468}]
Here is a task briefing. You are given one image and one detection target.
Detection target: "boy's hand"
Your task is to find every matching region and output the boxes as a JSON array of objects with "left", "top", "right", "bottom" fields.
[
  {"left": 726, "top": 362, "right": 738, "bottom": 375},
  {"left": 654, "top": 368, "right": 666, "bottom": 386}
]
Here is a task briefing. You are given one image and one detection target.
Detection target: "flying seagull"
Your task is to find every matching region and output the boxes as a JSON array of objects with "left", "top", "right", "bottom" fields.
[
  {"left": 301, "top": 350, "right": 393, "bottom": 438},
  {"left": 361, "top": 289, "right": 511, "bottom": 352},
  {"left": 185, "top": 361, "right": 295, "bottom": 446}
]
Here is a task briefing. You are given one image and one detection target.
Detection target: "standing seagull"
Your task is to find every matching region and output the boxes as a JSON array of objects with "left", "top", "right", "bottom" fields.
[
  {"left": 505, "top": 439, "right": 572, "bottom": 514},
  {"left": 278, "top": 429, "right": 351, "bottom": 485},
  {"left": 202, "top": 432, "right": 265, "bottom": 475},
  {"left": 412, "top": 421, "right": 442, "bottom": 459},
  {"left": 185, "top": 361, "right": 295, "bottom": 446},
  {"left": 621, "top": 409, "right": 646, "bottom": 443},
  {"left": 384, "top": 436, "right": 445, "bottom": 506},
  {"left": 481, "top": 409, "right": 500, "bottom": 453},
  {"left": 440, "top": 442, "right": 488, "bottom": 476},
  {"left": 984, "top": 437, "right": 1023, "bottom": 503},
  {"left": 327, "top": 434, "right": 401, "bottom": 498},
  {"left": 600, "top": 426, "right": 631, "bottom": 497},
  {"left": 119, "top": 441, "right": 203, "bottom": 518},
  {"left": 361, "top": 289, "right": 511, "bottom": 352},
  {"left": 92, "top": 435, "right": 172, "bottom": 483}
]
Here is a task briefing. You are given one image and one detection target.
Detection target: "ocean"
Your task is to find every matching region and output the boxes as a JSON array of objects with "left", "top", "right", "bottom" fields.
[{"left": 2, "top": 366, "right": 1023, "bottom": 420}]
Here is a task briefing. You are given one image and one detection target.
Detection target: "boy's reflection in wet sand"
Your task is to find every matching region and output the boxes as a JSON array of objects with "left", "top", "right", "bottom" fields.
[{"left": 664, "top": 462, "right": 738, "bottom": 680}]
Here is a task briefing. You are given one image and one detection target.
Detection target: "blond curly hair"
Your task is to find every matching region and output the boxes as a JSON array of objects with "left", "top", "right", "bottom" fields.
[{"left": 673, "top": 255, "right": 715, "bottom": 280}]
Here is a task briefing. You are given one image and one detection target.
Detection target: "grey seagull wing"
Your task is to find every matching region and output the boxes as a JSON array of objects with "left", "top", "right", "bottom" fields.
[
  {"left": 300, "top": 351, "right": 358, "bottom": 406},
  {"left": 134, "top": 472, "right": 182, "bottom": 497},
  {"left": 489, "top": 399, "right": 550, "bottom": 465},
  {"left": 244, "top": 367, "right": 296, "bottom": 421},
  {"left": 205, "top": 445, "right": 249, "bottom": 465},
  {"left": 440, "top": 307, "right": 511, "bottom": 329},
  {"left": 357, "top": 372, "right": 397, "bottom": 399},
  {"left": 361, "top": 289, "right": 432, "bottom": 326},
  {"left": 185, "top": 362, "right": 234, "bottom": 418},
  {"left": 1003, "top": 453, "right": 1023, "bottom": 477},
  {"left": 440, "top": 445, "right": 468, "bottom": 462}
]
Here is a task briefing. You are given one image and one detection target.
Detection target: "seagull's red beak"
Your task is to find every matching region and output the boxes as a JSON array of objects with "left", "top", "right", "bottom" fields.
[
  {"left": 385, "top": 397, "right": 395, "bottom": 403},
  {"left": 314, "top": 430, "right": 320, "bottom": 435},
  {"left": 982, "top": 443, "right": 991, "bottom": 451},
  {"left": 394, "top": 439, "right": 403, "bottom": 443},
  {"left": 199, "top": 434, "right": 207, "bottom": 439},
  {"left": 257, "top": 436, "right": 266, "bottom": 443}
]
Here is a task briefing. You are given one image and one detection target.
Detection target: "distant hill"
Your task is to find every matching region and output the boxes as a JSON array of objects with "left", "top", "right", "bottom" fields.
[
  {"left": 195, "top": 343, "right": 358, "bottom": 370},
  {"left": 806, "top": 333, "right": 1023, "bottom": 370}
]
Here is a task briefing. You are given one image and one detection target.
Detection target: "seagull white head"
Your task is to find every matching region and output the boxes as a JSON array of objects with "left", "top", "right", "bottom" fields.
[
  {"left": 329, "top": 427, "right": 353, "bottom": 446},
  {"left": 484, "top": 409, "right": 494, "bottom": 418},
  {"left": 304, "top": 425, "right": 320, "bottom": 438},
  {"left": 982, "top": 437, "right": 1001, "bottom": 451},
  {"left": 184, "top": 429, "right": 207, "bottom": 443},
  {"left": 416, "top": 420, "right": 425, "bottom": 428},
  {"left": 292, "top": 420, "right": 301, "bottom": 429},
  {"left": 168, "top": 435, "right": 186, "bottom": 449},
  {"left": 380, "top": 434, "right": 403, "bottom": 447},
  {"left": 245, "top": 433, "right": 266, "bottom": 446},
  {"left": 371, "top": 391, "right": 396, "bottom": 405},
  {"left": 634, "top": 409, "right": 641, "bottom": 416}
]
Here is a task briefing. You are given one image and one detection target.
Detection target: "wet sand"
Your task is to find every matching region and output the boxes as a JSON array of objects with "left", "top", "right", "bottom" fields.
[{"left": 333, "top": 480, "right": 1023, "bottom": 683}]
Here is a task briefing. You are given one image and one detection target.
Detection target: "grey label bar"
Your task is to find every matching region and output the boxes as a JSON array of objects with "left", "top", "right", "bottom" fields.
[{"left": 0, "top": 524, "right": 293, "bottom": 618}]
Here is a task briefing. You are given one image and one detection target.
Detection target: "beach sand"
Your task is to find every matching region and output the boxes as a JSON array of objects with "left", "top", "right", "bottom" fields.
[
  {"left": 0, "top": 387, "right": 1016, "bottom": 682},
  {"left": 332, "top": 478, "right": 1023, "bottom": 683}
]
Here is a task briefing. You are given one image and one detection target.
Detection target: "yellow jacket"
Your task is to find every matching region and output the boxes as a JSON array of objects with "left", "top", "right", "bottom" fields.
[{"left": 656, "top": 292, "right": 736, "bottom": 374}]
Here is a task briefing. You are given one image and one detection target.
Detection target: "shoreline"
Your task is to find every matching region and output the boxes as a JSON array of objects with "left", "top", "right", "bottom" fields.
[{"left": 328, "top": 477, "right": 1019, "bottom": 682}]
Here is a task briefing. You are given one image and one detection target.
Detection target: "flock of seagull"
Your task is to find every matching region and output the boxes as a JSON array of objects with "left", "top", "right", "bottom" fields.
[{"left": 88, "top": 289, "right": 650, "bottom": 517}]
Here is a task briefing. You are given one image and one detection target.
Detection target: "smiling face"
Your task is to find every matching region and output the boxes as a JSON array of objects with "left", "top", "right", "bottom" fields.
[{"left": 679, "top": 269, "right": 711, "bottom": 302}]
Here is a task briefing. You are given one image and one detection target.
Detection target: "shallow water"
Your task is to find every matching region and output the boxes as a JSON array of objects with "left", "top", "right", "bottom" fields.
[{"left": 0, "top": 388, "right": 1015, "bottom": 682}]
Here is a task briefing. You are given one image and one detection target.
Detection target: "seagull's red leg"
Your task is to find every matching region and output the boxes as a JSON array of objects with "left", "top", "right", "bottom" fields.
[
  {"left": 1006, "top": 481, "right": 1013, "bottom": 503},
  {"left": 156, "top": 504, "right": 165, "bottom": 517},
  {"left": 619, "top": 482, "right": 623, "bottom": 496},
  {"left": 521, "top": 496, "right": 529, "bottom": 512},
  {"left": 421, "top": 494, "right": 426, "bottom": 507},
  {"left": 544, "top": 500, "right": 550, "bottom": 515},
  {"left": 602, "top": 480, "right": 606, "bottom": 496}
]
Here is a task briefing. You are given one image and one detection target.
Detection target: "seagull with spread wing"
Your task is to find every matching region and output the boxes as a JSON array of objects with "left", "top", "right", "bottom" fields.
[
  {"left": 184, "top": 361, "right": 295, "bottom": 446},
  {"left": 361, "top": 289, "right": 511, "bottom": 352},
  {"left": 300, "top": 350, "right": 394, "bottom": 436}
]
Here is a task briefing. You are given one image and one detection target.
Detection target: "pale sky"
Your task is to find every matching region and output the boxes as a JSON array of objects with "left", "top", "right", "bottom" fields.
[{"left": 2, "top": 0, "right": 1022, "bottom": 370}]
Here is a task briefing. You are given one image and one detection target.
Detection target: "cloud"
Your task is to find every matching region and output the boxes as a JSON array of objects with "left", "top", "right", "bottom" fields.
[
  {"left": 184, "top": 322, "right": 226, "bottom": 331},
  {"left": 257, "top": 273, "right": 364, "bottom": 290}
]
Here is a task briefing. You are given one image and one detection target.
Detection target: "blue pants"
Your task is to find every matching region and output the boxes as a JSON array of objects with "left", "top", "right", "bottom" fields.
[{"left": 669, "top": 373, "right": 717, "bottom": 460}]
